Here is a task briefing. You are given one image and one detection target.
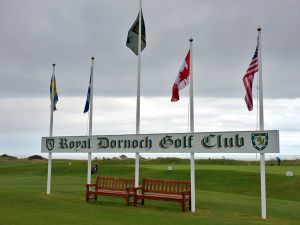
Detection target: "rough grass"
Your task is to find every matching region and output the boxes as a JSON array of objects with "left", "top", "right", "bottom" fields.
[{"left": 0, "top": 158, "right": 299, "bottom": 225}]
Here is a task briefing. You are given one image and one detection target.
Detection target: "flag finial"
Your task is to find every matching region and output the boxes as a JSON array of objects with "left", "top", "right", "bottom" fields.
[
  {"left": 257, "top": 26, "right": 262, "bottom": 31},
  {"left": 52, "top": 63, "right": 56, "bottom": 67},
  {"left": 91, "top": 56, "right": 95, "bottom": 60},
  {"left": 189, "top": 37, "right": 194, "bottom": 43}
]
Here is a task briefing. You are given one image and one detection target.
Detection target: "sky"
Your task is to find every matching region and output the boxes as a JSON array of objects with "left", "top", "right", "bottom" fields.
[{"left": 0, "top": 0, "right": 299, "bottom": 159}]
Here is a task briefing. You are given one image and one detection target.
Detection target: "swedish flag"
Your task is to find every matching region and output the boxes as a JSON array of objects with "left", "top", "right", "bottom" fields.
[{"left": 50, "top": 74, "right": 58, "bottom": 111}]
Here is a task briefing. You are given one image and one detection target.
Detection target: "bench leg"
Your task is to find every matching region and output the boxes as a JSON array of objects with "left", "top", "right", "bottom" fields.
[
  {"left": 86, "top": 191, "right": 90, "bottom": 202},
  {"left": 134, "top": 197, "right": 144, "bottom": 207},
  {"left": 134, "top": 196, "right": 137, "bottom": 207},
  {"left": 86, "top": 192, "right": 98, "bottom": 202},
  {"left": 181, "top": 200, "right": 186, "bottom": 212},
  {"left": 125, "top": 196, "right": 129, "bottom": 206},
  {"left": 133, "top": 196, "right": 139, "bottom": 207}
]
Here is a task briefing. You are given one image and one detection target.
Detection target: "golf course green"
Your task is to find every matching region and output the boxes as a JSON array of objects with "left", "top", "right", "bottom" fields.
[{"left": 0, "top": 157, "right": 299, "bottom": 225}]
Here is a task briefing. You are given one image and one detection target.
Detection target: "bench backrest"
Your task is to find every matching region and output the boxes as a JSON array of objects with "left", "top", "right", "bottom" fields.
[
  {"left": 142, "top": 178, "right": 190, "bottom": 194},
  {"left": 95, "top": 176, "right": 135, "bottom": 191}
]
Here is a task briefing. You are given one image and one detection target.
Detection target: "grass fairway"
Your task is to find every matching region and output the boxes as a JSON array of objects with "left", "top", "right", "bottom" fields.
[{"left": 0, "top": 158, "right": 299, "bottom": 225}]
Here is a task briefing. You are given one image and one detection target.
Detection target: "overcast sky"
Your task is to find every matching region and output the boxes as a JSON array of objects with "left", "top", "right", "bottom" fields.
[{"left": 0, "top": 0, "right": 299, "bottom": 158}]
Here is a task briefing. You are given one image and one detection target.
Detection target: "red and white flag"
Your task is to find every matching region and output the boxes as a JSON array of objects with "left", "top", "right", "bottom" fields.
[
  {"left": 243, "top": 44, "right": 258, "bottom": 111},
  {"left": 171, "top": 50, "right": 190, "bottom": 102}
]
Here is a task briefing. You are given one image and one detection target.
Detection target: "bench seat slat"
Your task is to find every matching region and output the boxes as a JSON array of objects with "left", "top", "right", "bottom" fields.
[
  {"left": 91, "top": 190, "right": 132, "bottom": 197},
  {"left": 139, "top": 193, "right": 190, "bottom": 201}
]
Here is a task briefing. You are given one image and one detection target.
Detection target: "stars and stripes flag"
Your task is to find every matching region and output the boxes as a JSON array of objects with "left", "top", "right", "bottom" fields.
[
  {"left": 83, "top": 67, "right": 92, "bottom": 113},
  {"left": 243, "top": 42, "right": 259, "bottom": 111},
  {"left": 50, "top": 74, "right": 58, "bottom": 111},
  {"left": 171, "top": 50, "right": 190, "bottom": 102}
]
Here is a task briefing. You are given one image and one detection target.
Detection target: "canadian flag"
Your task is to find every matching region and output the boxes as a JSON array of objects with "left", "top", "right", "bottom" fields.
[{"left": 171, "top": 50, "right": 190, "bottom": 101}]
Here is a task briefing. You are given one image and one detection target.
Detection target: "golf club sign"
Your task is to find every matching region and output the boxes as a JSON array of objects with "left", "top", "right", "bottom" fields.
[{"left": 42, "top": 130, "right": 279, "bottom": 153}]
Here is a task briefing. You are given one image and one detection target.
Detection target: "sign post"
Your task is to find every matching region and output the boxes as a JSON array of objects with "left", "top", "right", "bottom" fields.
[{"left": 42, "top": 130, "right": 279, "bottom": 215}]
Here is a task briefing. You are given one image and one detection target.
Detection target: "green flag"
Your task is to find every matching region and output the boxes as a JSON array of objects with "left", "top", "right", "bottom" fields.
[{"left": 126, "top": 11, "right": 146, "bottom": 55}]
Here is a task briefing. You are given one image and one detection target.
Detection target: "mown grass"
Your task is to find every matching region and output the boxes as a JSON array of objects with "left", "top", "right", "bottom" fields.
[{"left": 0, "top": 158, "right": 299, "bottom": 225}]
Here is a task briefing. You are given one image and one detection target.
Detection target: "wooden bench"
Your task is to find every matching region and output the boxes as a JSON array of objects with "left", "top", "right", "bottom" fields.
[
  {"left": 86, "top": 176, "right": 135, "bottom": 206},
  {"left": 134, "top": 178, "right": 191, "bottom": 211}
]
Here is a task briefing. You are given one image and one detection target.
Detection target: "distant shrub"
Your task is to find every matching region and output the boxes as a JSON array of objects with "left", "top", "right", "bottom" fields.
[
  {"left": 0, "top": 154, "right": 17, "bottom": 159},
  {"left": 27, "top": 155, "right": 45, "bottom": 160}
]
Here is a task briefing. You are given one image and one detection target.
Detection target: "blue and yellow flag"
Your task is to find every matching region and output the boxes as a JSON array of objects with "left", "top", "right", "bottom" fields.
[{"left": 50, "top": 74, "right": 58, "bottom": 111}]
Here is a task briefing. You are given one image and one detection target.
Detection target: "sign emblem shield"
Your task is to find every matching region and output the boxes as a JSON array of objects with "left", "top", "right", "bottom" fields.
[
  {"left": 251, "top": 133, "right": 268, "bottom": 151},
  {"left": 46, "top": 138, "right": 55, "bottom": 151}
]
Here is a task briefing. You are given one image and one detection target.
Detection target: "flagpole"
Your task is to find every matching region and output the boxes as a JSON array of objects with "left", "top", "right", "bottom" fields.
[
  {"left": 189, "top": 37, "right": 196, "bottom": 212},
  {"left": 257, "top": 26, "right": 266, "bottom": 219},
  {"left": 87, "top": 57, "right": 94, "bottom": 184},
  {"left": 135, "top": 0, "right": 142, "bottom": 188},
  {"left": 47, "top": 63, "right": 55, "bottom": 195}
]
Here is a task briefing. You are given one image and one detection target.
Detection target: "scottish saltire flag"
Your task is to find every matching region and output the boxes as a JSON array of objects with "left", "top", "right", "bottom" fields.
[
  {"left": 243, "top": 41, "right": 259, "bottom": 111},
  {"left": 83, "top": 68, "right": 92, "bottom": 113},
  {"left": 126, "top": 11, "right": 146, "bottom": 55},
  {"left": 50, "top": 74, "right": 58, "bottom": 111},
  {"left": 171, "top": 50, "right": 190, "bottom": 102}
]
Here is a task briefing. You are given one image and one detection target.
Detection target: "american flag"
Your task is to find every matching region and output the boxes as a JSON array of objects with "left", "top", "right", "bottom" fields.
[{"left": 243, "top": 43, "right": 259, "bottom": 111}]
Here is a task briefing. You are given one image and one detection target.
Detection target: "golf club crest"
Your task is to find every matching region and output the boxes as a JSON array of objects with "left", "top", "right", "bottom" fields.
[
  {"left": 251, "top": 133, "right": 268, "bottom": 151},
  {"left": 46, "top": 138, "right": 55, "bottom": 151}
]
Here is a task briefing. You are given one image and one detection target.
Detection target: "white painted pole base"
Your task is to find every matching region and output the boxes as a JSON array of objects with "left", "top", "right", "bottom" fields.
[
  {"left": 190, "top": 152, "right": 195, "bottom": 212},
  {"left": 260, "top": 153, "right": 266, "bottom": 219},
  {"left": 46, "top": 152, "right": 52, "bottom": 194},
  {"left": 135, "top": 152, "right": 140, "bottom": 187},
  {"left": 87, "top": 152, "right": 92, "bottom": 184}
]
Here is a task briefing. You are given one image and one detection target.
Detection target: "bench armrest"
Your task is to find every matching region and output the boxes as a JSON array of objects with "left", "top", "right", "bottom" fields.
[
  {"left": 125, "top": 187, "right": 135, "bottom": 194},
  {"left": 181, "top": 191, "right": 191, "bottom": 198},
  {"left": 132, "top": 186, "right": 143, "bottom": 195},
  {"left": 86, "top": 183, "right": 96, "bottom": 191},
  {"left": 134, "top": 186, "right": 143, "bottom": 191},
  {"left": 126, "top": 187, "right": 136, "bottom": 191}
]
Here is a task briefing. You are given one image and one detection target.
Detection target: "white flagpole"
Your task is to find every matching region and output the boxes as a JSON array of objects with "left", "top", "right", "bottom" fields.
[
  {"left": 135, "top": 0, "right": 142, "bottom": 188},
  {"left": 189, "top": 38, "right": 196, "bottom": 212},
  {"left": 87, "top": 57, "right": 95, "bottom": 184},
  {"left": 257, "top": 27, "right": 266, "bottom": 219},
  {"left": 47, "top": 63, "right": 55, "bottom": 195}
]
